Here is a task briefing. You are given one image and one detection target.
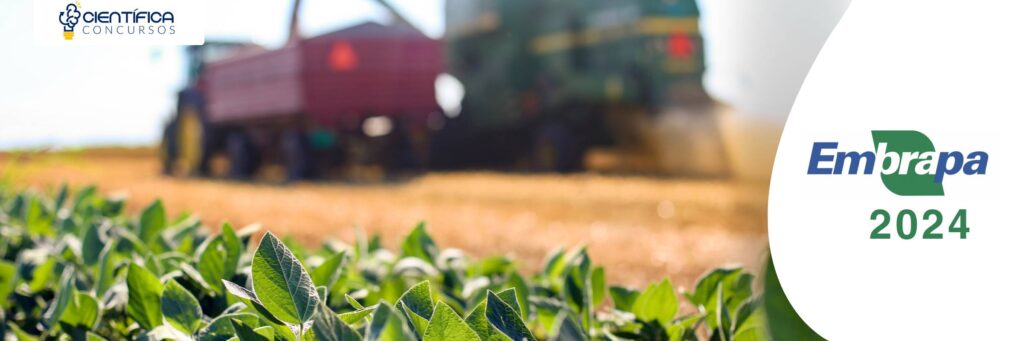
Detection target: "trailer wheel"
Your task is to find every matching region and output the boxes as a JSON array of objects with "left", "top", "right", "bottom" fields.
[
  {"left": 160, "top": 120, "right": 178, "bottom": 175},
  {"left": 533, "top": 122, "right": 583, "bottom": 173},
  {"left": 171, "top": 105, "right": 208, "bottom": 176},
  {"left": 282, "top": 130, "right": 311, "bottom": 182},
  {"left": 227, "top": 131, "right": 259, "bottom": 179}
]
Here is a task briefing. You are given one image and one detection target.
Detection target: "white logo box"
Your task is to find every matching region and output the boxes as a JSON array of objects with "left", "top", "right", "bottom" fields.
[{"left": 33, "top": 0, "right": 205, "bottom": 46}]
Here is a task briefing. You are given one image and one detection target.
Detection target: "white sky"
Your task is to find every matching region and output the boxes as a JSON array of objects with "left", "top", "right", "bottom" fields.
[
  {"left": 0, "top": 0, "right": 849, "bottom": 150},
  {"left": 0, "top": 0, "right": 444, "bottom": 149}
]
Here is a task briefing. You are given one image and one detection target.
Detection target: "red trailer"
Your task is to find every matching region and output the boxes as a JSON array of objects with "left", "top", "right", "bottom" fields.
[{"left": 162, "top": 1, "right": 443, "bottom": 180}]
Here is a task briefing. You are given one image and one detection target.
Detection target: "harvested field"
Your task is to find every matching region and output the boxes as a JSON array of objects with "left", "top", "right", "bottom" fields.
[{"left": 0, "top": 148, "right": 768, "bottom": 288}]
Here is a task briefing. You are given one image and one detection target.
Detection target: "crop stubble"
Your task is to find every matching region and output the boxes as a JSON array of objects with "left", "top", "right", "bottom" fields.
[{"left": 0, "top": 149, "right": 768, "bottom": 287}]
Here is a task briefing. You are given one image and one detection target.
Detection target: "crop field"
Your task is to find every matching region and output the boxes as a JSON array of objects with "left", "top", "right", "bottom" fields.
[
  {"left": 0, "top": 149, "right": 768, "bottom": 289},
  {"left": 0, "top": 179, "right": 780, "bottom": 340}
]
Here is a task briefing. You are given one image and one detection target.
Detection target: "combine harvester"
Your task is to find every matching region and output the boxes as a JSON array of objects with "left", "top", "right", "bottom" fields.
[
  {"left": 437, "top": 0, "right": 726, "bottom": 174},
  {"left": 163, "top": 0, "right": 729, "bottom": 179}
]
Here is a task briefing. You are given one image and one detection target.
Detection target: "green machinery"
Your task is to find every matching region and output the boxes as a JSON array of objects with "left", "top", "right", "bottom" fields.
[{"left": 437, "top": 0, "right": 708, "bottom": 172}]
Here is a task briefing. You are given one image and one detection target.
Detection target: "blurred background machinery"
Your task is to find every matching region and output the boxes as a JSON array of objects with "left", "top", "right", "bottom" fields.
[
  {"left": 436, "top": 0, "right": 724, "bottom": 175},
  {"left": 162, "top": 0, "right": 738, "bottom": 180},
  {"left": 162, "top": 0, "right": 442, "bottom": 180}
]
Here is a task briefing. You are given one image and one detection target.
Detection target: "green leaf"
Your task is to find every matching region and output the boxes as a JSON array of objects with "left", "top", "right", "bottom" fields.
[
  {"left": 310, "top": 251, "right": 346, "bottom": 289},
  {"left": 507, "top": 273, "right": 530, "bottom": 318},
  {"left": 716, "top": 285, "right": 732, "bottom": 341},
  {"left": 179, "top": 263, "right": 214, "bottom": 294},
  {"left": 25, "top": 196, "right": 54, "bottom": 237},
  {"left": 562, "top": 267, "right": 588, "bottom": 316},
  {"left": 485, "top": 291, "right": 536, "bottom": 341},
  {"left": 366, "top": 302, "right": 417, "bottom": 341},
  {"left": 609, "top": 286, "right": 639, "bottom": 311},
  {"left": 42, "top": 269, "right": 74, "bottom": 330},
  {"left": 232, "top": 319, "right": 276, "bottom": 341},
  {"left": 310, "top": 301, "right": 361, "bottom": 341},
  {"left": 143, "top": 325, "right": 193, "bottom": 340},
  {"left": 128, "top": 263, "right": 165, "bottom": 331},
  {"left": 162, "top": 280, "right": 203, "bottom": 334},
  {"left": 632, "top": 278, "right": 678, "bottom": 326},
  {"left": 733, "top": 308, "right": 767, "bottom": 341},
  {"left": 338, "top": 306, "right": 376, "bottom": 325},
  {"left": 466, "top": 302, "right": 508, "bottom": 341},
  {"left": 316, "top": 285, "right": 328, "bottom": 302},
  {"left": 60, "top": 291, "right": 100, "bottom": 329},
  {"left": 251, "top": 232, "right": 320, "bottom": 325},
  {"left": 263, "top": 322, "right": 297, "bottom": 341},
  {"left": 221, "top": 223, "right": 243, "bottom": 277},
  {"left": 400, "top": 222, "right": 438, "bottom": 263},
  {"left": 222, "top": 280, "right": 286, "bottom": 326},
  {"left": 7, "top": 322, "right": 39, "bottom": 341},
  {"left": 562, "top": 252, "right": 593, "bottom": 334},
  {"left": 54, "top": 183, "right": 69, "bottom": 211},
  {"left": 94, "top": 243, "right": 119, "bottom": 297},
  {"left": 732, "top": 298, "right": 759, "bottom": 335},
  {"left": 81, "top": 222, "right": 104, "bottom": 266},
  {"left": 345, "top": 294, "right": 364, "bottom": 309},
  {"left": 590, "top": 267, "right": 606, "bottom": 307},
  {"left": 197, "top": 237, "right": 228, "bottom": 294},
  {"left": 468, "top": 257, "right": 514, "bottom": 277},
  {"left": 398, "top": 280, "right": 434, "bottom": 321},
  {"left": 551, "top": 313, "right": 586, "bottom": 341},
  {"left": 71, "top": 185, "right": 97, "bottom": 213},
  {"left": 0, "top": 260, "right": 17, "bottom": 307},
  {"left": 494, "top": 288, "right": 521, "bottom": 317},
  {"left": 543, "top": 248, "right": 568, "bottom": 283},
  {"left": 28, "top": 257, "right": 57, "bottom": 293},
  {"left": 401, "top": 303, "right": 431, "bottom": 337},
  {"left": 424, "top": 302, "right": 480, "bottom": 341},
  {"left": 530, "top": 297, "right": 566, "bottom": 335},
  {"left": 144, "top": 254, "right": 165, "bottom": 277},
  {"left": 685, "top": 268, "right": 742, "bottom": 307},
  {"left": 690, "top": 268, "right": 753, "bottom": 331},
  {"left": 198, "top": 313, "right": 259, "bottom": 341},
  {"left": 138, "top": 199, "right": 167, "bottom": 243},
  {"left": 113, "top": 227, "right": 148, "bottom": 255}
]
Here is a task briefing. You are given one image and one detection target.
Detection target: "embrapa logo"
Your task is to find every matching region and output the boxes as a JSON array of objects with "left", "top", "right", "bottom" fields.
[{"left": 807, "top": 130, "right": 988, "bottom": 196}]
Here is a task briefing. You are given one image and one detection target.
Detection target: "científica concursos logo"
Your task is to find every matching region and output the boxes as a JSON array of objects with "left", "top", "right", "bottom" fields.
[{"left": 56, "top": 0, "right": 178, "bottom": 42}]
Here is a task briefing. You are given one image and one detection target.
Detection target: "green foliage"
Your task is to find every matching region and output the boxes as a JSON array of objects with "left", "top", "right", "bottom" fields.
[
  {"left": 632, "top": 278, "right": 678, "bottom": 326},
  {"left": 138, "top": 199, "right": 166, "bottom": 242},
  {"left": 485, "top": 291, "right": 536, "bottom": 341},
  {"left": 251, "top": 232, "right": 320, "bottom": 325},
  {"left": 0, "top": 184, "right": 771, "bottom": 340},
  {"left": 424, "top": 303, "right": 479, "bottom": 341},
  {"left": 162, "top": 280, "right": 203, "bottom": 335}
]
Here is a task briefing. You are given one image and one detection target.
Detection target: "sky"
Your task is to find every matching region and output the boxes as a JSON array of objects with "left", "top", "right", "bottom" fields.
[
  {"left": 0, "top": 0, "right": 445, "bottom": 149},
  {"left": 0, "top": 0, "right": 850, "bottom": 150}
]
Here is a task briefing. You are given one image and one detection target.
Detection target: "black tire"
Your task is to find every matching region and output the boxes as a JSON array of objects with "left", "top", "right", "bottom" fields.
[
  {"left": 533, "top": 122, "right": 583, "bottom": 173},
  {"left": 282, "top": 130, "right": 311, "bottom": 182},
  {"left": 165, "top": 89, "right": 215, "bottom": 177},
  {"left": 160, "top": 120, "right": 178, "bottom": 176},
  {"left": 427, "top": 114, "right": 468, "bottom": 169},
  {"left": 227, "top": 131, "right": 259, "bottom": 179}
]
